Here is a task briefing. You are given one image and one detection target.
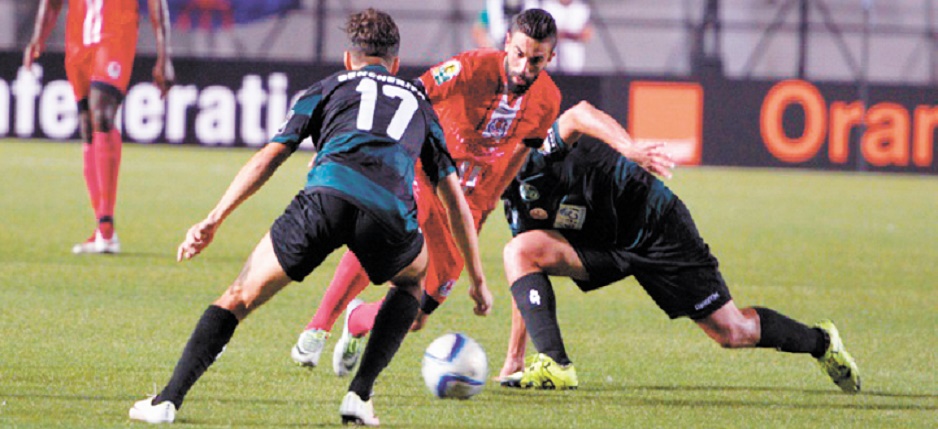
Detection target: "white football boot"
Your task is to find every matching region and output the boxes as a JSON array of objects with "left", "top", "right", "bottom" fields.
[
  {"left": 339, "top": 391, "right": 379, "bottom": 426},
  {"left": 129, "top": 396, "right": 176, "bottom": 424},
  {"left": 72, "top": 231, "right": 120, "bottom": 254},
  {"left": 292, "top": 328, "right": 328, "bottom": 367},
  {"left": 333, "top": 298, "right": 366, "bottom": 377}
]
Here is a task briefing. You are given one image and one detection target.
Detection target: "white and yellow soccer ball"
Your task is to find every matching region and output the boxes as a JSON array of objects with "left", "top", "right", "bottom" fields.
[{"left": 421, "top": 333, "right": 488, "bottom": 399}]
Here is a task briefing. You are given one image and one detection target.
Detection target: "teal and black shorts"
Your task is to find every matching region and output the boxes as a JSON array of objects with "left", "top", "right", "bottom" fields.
[
  {"left": 270, "top": 189, "right": 424, "bottom": 284},
  {"left": 566, "top": 198, "right": 732, "bottom": 320}
]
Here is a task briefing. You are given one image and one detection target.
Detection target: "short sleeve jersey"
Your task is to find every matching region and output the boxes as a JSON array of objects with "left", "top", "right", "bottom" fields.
[
  {"left": 65, "top": 0, "right": 139, "bottom": 48},
  {"left": 272, "top": 65, "right": 456, "bottom": 233},
  {"left": 419, "top": 49, "right": 561, "bottom": 213},
  {"left": 503, "top": 122, "right": 676, "bottom": 250}
]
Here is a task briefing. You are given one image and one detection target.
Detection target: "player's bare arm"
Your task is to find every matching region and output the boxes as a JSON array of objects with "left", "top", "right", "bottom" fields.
[
  {"left": 559, "top": 101, "right": 675, "bottom": 179},
  {"left": 148, "top": 0, "right": 175, "bottom": 97},
  {"left": 177, "top": 143, "right": 291, "bottom": 261},
  {"left": 23, "top": 0, "right": 64, "bottom": 68},
  {"left": 435, "top": 172, "right": 492, "bottom": 316}
]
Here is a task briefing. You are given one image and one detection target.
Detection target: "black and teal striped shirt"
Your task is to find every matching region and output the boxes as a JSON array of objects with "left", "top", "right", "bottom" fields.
[
  {"left": 272, "top": 65, "right": 455, "bottom": 233},
  {"left": 503, "top": 121, "right": 676, "bottom": 250}
]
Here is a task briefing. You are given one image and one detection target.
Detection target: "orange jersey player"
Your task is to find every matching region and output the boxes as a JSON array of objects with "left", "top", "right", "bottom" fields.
[
  {"left": 290, "top": 9, "right": 561, "bottom": 377},
  {"left": 25, "top": 0, "right": 174, "bottom": 254}
]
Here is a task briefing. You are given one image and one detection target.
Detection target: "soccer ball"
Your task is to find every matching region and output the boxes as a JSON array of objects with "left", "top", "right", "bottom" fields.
[{"left": 421, "top": 333, "right": 488, "bottom": 399}]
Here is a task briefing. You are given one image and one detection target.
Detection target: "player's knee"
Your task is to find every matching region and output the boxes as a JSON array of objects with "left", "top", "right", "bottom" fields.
[
  {"left": 712, "top": 320, "right": 759, "bottom": 348},
  {"left": 90, "top": 108, "right": 116, "bottom": 132},
  {"left": 214, "top": 283, "right": 254, "bottom": 319},
  {"left": 503, "top": 236, "right": 540, "bottom": 267}
]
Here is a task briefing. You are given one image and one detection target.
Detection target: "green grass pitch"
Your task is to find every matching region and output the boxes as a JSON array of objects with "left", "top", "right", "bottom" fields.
[{"left": 0, "top": 139, "right": 935, "bottom": 428}]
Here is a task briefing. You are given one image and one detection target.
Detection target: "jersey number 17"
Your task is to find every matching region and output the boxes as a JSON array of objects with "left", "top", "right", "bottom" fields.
[{"left": 355, "top": 78, "right": 418, "bottom": 141}]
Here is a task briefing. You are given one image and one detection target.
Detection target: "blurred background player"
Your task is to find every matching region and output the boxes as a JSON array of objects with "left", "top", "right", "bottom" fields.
[
  {"left": 471, "top": 0, "right": 537, "bottom": 49},
  {"left": 539, "top": 0, "right": 593, "bottom": 74},
  {"left": 129, "top": 8, "right": 487, "bottom": 426},
  {"left": 24, "top": 0, "right": 175, "bottom": 254},
  {"left": 495, "top": 101, "right": 860, "bottom": 394},
  {"left": 290, "top": 8, "right": 561, "bottom": 377}
]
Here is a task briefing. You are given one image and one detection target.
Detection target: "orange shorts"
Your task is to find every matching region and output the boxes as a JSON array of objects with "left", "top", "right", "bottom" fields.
[
  {"left": 65, "top": 31, "right": 138, "bottom": 101},
  {"left": 415, "top": 173, "right": 488, "bottom": 302}
]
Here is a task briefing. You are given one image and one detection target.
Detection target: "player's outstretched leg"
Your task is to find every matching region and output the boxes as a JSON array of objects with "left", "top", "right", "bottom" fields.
[
  {"left": 130, "top": 305, "right": 239, "bottom": 424},
  {"left": 814, "top": 320, "right": 861, "bottom": 393},
  {"left": 333, "top": 298, "right": 366, "bottom": 376}
]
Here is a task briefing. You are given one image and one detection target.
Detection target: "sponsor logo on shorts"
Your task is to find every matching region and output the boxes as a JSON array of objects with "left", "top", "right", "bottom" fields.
[
  {"left": 107, "top": 61, "right": 121, "bottom": 79},
  {"left": 694, "top": 292, "right": 720, "bottom": 311},
  {"left": 431, "top": 60, "right": 461, "bottom": 85}
]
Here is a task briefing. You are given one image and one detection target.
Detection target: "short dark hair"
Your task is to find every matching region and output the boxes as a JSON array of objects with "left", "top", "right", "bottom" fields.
[
  {"left": 345, "top": 8, "right": 400, "bottom": 60},
  {"left": 509, "top": 8, "right": 557, "bottom": 46}
]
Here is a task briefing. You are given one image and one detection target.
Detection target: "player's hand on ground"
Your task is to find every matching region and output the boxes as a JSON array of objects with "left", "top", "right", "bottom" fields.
[
  {"left": 496, "top": 357, "right": 525, "bottom": 381},
  {"left": 468, "top": 281, "right": 493, "bottom": 316},
  {"left": 410, "top": 309, "right": 429, "bottom": 331},
  {"left": 153, "top": 57, "right": 175, "bottom": 98},
  {"left": 177, "top": 219, "right": 218, "bottom": 261},
  {"left": 631, "top": 140, "right": 675, "bottom": 179}
]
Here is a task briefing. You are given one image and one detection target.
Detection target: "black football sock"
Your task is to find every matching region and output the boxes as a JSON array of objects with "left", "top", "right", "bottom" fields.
[
  {"left": 754, "top": 307, "right": 829, "bottom": 357},
  {"left": 510, "top": 272, "right": 571, "bottom": 366},
  {"left": 349, "top": 287, "right": 418, "bottom": 401},
  {"left": 155, "top": 305, "right": 239, "bottom": 409}
]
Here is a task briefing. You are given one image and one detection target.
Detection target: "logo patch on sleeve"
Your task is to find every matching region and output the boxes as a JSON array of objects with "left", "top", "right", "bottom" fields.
[
  {"left": 431, "top": 60, "right": 462, "bottom": 85},
  {"left": 553, "top": 204, "right": 586, "bottom": 230}
]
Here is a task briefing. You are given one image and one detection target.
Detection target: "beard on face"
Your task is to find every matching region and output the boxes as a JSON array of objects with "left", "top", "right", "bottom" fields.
[{"left": 505, "top": 64, "right": 537, "bottom": 95}]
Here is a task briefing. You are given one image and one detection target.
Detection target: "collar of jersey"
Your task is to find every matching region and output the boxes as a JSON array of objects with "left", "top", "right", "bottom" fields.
[{"left": 361, "top": 64, "right": 390, "bottom": 74}]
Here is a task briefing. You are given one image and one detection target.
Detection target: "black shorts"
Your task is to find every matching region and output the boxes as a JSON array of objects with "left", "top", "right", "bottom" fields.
[
  {"left": 269, "top": 190, "right": 424, "bottom": 284},
  {"left": 567, "top": 198, "right": 731, "bottom": 320}
]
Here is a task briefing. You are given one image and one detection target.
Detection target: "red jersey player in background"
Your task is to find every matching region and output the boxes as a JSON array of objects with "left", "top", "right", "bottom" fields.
[
  {"left": 24, "top": 0, "right": 175, "bottom": 254},
  {"left": 290, "top": 9, "right": 561, "bottom": 376}
]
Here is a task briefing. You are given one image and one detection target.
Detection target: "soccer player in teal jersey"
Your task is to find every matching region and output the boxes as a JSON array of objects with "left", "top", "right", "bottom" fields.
[
  {"left": 496, "top": 101, "right": 860, "bottom": 394},
  {"left": 129, "top": 9, "right": 489, "bottom": 426}
]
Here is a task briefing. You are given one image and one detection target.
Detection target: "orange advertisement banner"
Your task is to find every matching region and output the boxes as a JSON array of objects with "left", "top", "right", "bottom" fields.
[{"left": 629, "top": 81, "right": 704, "bottom": 166}]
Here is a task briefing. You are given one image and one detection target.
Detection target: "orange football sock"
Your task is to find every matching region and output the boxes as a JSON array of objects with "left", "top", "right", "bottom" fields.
[
  {"left": 348, "top": 300, "right": 382, "bottom": 337},
  {"left": 82, "top": 142, "right": 101, "bottom": 222},
  {"left": 306, "top": 251, "right": 371, "bottom": 331},
  {"left": 93, "top": 129, "right": 121, "bottom": 239}
]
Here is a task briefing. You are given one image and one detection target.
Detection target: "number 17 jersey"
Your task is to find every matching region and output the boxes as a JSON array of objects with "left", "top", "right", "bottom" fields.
[{"left": 271, "top": 64, "right": 456, "bottom": 234}]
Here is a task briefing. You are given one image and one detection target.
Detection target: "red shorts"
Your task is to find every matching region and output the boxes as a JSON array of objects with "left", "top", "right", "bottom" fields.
[
  {"left": 65, "top": 31, "right": 138, "bottom": 101},
  {"left": 415, "top": 173, "right": 488, "bottom": 302}
]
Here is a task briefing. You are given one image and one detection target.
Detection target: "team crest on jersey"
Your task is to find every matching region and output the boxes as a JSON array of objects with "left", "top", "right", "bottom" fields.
[
  {"left": 107, "top": 61, "right": 121, "bottom": 79},
  {"left": 431, "top": 60, "right": 461, "bottom": 85},
  {"left": 482, "top": 94, "right": 523, "bottom": 141},
  {"left": 519, "top": 183, "right": 540, "bottom": 202}
]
